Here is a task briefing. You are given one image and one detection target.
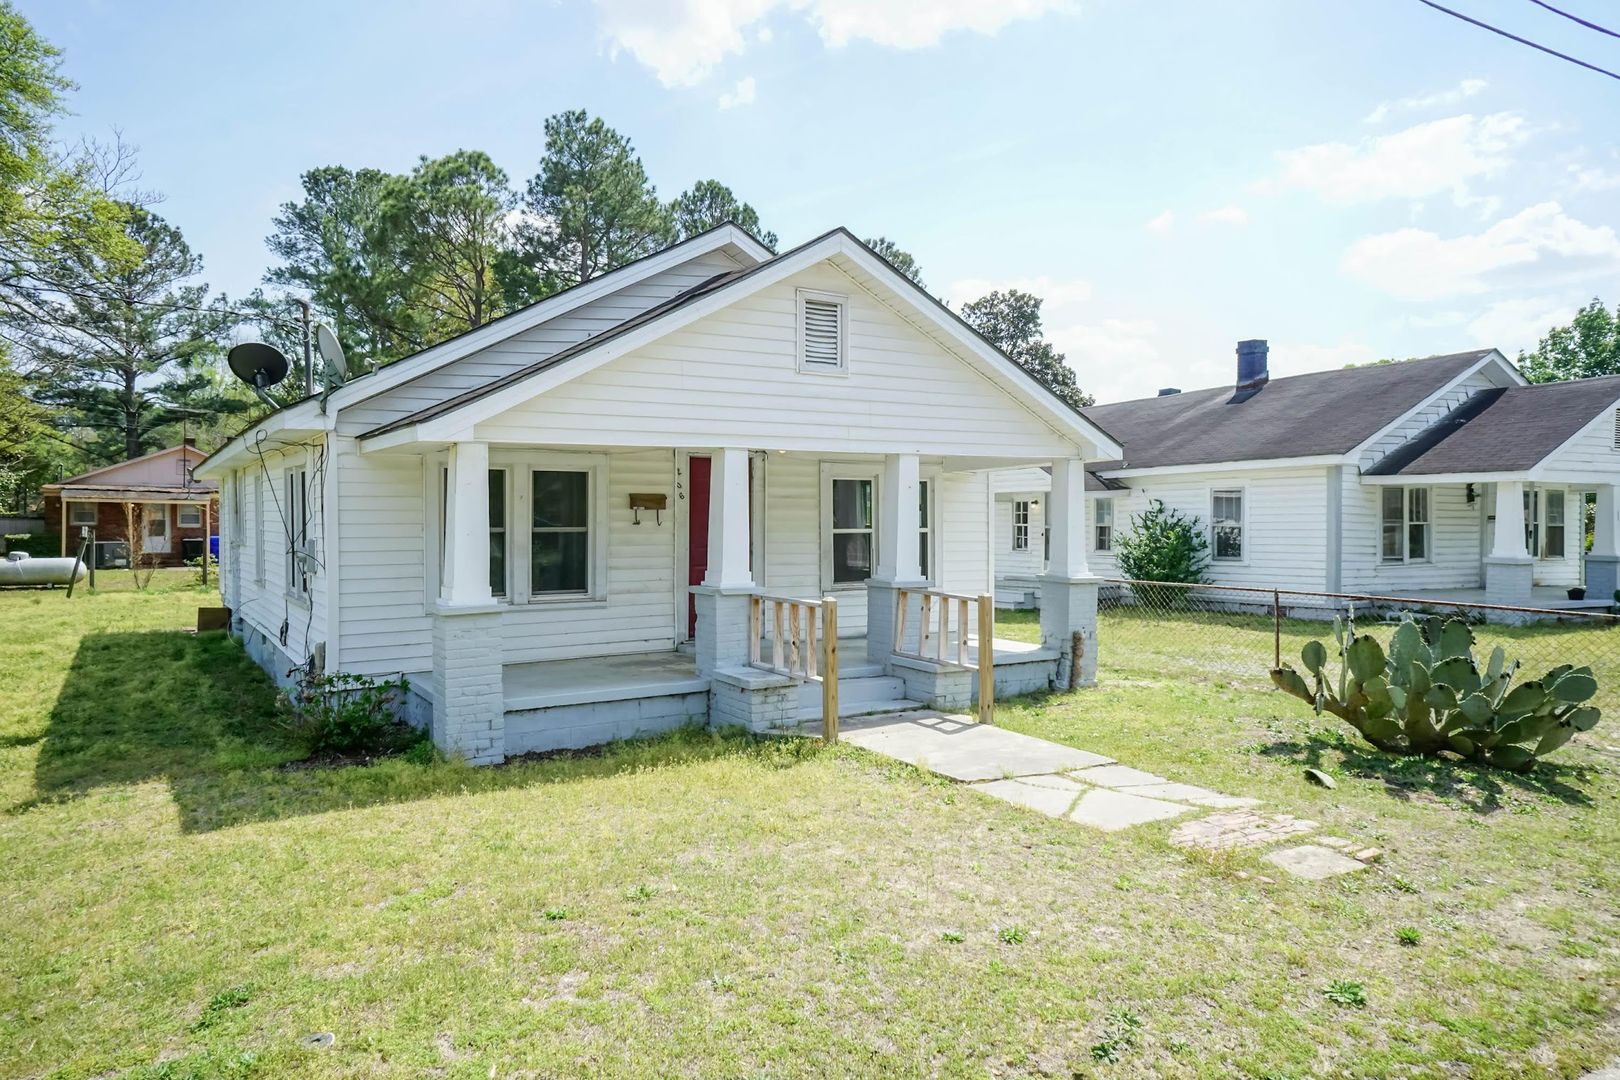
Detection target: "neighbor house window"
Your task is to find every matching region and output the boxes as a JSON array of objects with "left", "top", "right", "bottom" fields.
[
  {"left": 488, "top": 469, "right": 507, "bottom": 597},
  {"left": 286, "top": 468, "right": 309, "bottom": 594},
  {"left": 1094, "top": 499, "right": 1115, "bottom": 552},
  {"left": 829, "top": 477, "right": 874, "bottom": 585},
  {"left": 1381, "top": 486, "right": 1430, "bottom": 563},
  {"left": 531, "top": 470, "right": 590, "bottom": 595},
  {"left": 69, "top": 503, "right": 96, "bottom": 527},
  {"left": 918, "top": 480, "right": 932, "bottom": 581},
  {"left": 797, "top": 289, "right": 847, "bottom": 373},
  {"left": 178, "top": 504, "right": 202, "bottom": 528},
  {"left": 1211, "top": 489, "right": 1244, "bottom": 560},
  {"left": 1542, "top": 489, "right": 1566, "bottom": 558},
  {"left": 1012, "top": 499, "right": 1031, "bottom": 552}
]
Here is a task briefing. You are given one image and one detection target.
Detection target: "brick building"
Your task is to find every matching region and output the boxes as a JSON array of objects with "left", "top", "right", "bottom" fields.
[{"left": 42, "top": 444, "right": 220, "bottom": 568}]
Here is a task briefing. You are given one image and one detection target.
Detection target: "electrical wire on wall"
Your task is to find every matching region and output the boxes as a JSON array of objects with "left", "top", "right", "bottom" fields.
[{"left": 246, "top": 428, "right": 327, "bottom": 671}]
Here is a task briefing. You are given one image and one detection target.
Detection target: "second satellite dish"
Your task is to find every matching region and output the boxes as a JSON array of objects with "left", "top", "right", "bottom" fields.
[
  {"left": 315, "top": 323, "right": 348, "bottom": 388},
  {"left": 227, "top": 342, "right": 290, "bottom": 408}
]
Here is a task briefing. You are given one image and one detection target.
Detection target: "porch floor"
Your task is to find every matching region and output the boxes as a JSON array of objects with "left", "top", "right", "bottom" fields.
[
  {"left": 1380, "top": 586, "right": 1615, "bottom": 612},
  {"left": 504, "top": 651, "right": 707, "bottom": 712}
]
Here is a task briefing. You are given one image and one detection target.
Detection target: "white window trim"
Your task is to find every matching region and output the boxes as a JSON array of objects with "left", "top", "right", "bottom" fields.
[
  {"left": 919, "top": 475, "right": 936, "bottom": 586},
  {"left": 68, "top": 502, "right": 97, "bottom": 527},
  {"left": 1210, "top": 487, "right": 1246, "bottom": 564},
  {"left": 1093, "top": 497, "right": 1115, "bottom": 553},
  {"left": 286, "top": 467, "right": 309, "bottom": 599},
  {"left": 178, "top": 504, "right": 203, "bottom": 528},
  {"left": 426, "top": 450, "right": 610, "bottom": 610},
  {"left": 819, "top": 462, "right": 880, "bottom": 592},
  {"left": 796, "top": 287, "right": 849, "bottom": 376},
  {"left": 1379, "top": 485, "right": 1432, "bottom": 565},
  {"left": 1537, "top": 488, "right": 1568, "bottom": 560}
]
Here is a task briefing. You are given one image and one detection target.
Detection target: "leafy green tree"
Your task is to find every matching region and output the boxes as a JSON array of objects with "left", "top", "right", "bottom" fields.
[
  {"left": 11, "top": 206, "right": 239, "bottom": 461},
  {"left": 378, "top": 150, "right": 514, "bottom": 337},
  {"left": 509, "top": 110, "right": 675, "bottom": 300},
  {"left": 669, "top": 179, "right": 777, "bottom": 250},
  {"left": 265, "top": 165, "right": 422, "bottom": 366},
  {"left": 863, "top": 236, "right": 923, "bottom": 287},
  {"left": 1520, "top": 299, "right": 1620, "bottom": 383},
  {"left": 960, "top": 288, "right": 1094, "bottom": 409},
  {"left": 1113, "top": 498, "right": 1209, "bottom": 606}
]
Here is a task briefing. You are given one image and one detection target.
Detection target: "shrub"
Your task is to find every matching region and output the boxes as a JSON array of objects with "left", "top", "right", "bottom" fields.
[
  {"left": 1271, "top": 613, "right": 1601, "bottom": 772},
  {"left": 1113, "top": 498, "right": 1209, "bottom": 605},
  {"left": 3, "top": 532, "right": 56, "bottom": 558},
  {"left": 278, "top": 670, "right": 415, "bottom": 757}
]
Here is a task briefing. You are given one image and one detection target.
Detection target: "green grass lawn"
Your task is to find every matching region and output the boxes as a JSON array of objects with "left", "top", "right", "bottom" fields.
[{"left": 2, "top": 590, "right": 1617, "bottom": 1078}]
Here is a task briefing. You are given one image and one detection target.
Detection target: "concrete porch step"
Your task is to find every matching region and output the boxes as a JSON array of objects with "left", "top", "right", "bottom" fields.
[
  {"left": 798, "top": 697, "right": 926, "bottom": 722},
  {"left": 796, "top": 674, "right": 906, "bottom": 711}
]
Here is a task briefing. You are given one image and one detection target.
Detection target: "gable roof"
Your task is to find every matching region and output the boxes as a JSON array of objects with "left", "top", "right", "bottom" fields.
[
  {"left": 1083, "top": 350, "right": 1499, "bottom": 470},
  {"left": 357, "top": 227, "right": 1123, "bottom": 458},
  {"left": 43, "top": 444, "right": 211, "bottom": 491},
  {"left": 1365, "top": 375, "right": 1620, "bottom": 476}
]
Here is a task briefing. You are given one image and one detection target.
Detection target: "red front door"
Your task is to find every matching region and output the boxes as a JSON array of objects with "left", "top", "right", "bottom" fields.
[{"left": 687, "top": 455, "right": 711, "bottom": 638}]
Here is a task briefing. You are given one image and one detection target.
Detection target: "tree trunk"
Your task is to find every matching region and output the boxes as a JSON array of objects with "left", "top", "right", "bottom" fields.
[{"left": 123, "top": 364, "right": 139, "bottom": 460}]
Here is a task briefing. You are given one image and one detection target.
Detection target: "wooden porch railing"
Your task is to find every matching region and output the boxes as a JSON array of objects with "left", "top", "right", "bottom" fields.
[
  {"left": 891, "top": 587, "right": 995, "bottom": 725},
  {"left": 749, "top": 593, "right": 839, "bottom": 742}
]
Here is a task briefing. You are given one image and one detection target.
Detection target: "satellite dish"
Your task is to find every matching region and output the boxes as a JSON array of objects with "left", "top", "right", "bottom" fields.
[
  {"left": 227, "top": 342, "right": 290, "bottom": 409},
  {"left": 315, "top": 323, "right": 348, "bottom": 388}
]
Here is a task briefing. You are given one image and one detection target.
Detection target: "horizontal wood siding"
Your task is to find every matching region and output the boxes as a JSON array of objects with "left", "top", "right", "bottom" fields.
[
  {"left": 339, "top": 251, "right": 745, "bottom": 435},
  {"left": 336, "top": 452, "right": 432, "bottom": 674},
  {"left": 230, "top": 443, "right": 326, "bottom": 670},
  {"left": 1539, "top": 404, "right": 1620, "bottom": 476},
  {"left": 995, "top": 494, "right": 1046, "bottom": 578},
  {"left": 1341, "top": 477, "right": 1483, "bottom": 592},
  {"left": 475, "top": 263, "right": 1080, "bottom": 457},
  {"left": 940, "top": 471, "right": 991, "bottom": 597}
]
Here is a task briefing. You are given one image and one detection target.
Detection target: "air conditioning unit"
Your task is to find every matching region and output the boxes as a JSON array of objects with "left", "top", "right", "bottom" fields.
[{"left": 94, "top": 540, "right": 130, "bottom": 569}]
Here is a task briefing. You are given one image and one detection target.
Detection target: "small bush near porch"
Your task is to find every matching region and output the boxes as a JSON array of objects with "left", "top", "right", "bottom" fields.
[{"left": 3, "top": 591, "right": 1618, "bottom": 1077}]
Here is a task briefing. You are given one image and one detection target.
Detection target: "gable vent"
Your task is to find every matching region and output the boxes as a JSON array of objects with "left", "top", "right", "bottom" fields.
[
  {"left": 1612, "top": 408, "right": 1620, "bottom": 450},
  {"left": 798, "top": 290, "right": 846, "bottom": 372}
]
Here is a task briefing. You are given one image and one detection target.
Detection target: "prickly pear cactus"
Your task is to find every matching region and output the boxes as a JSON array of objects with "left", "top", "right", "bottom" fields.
[{"left": 1270, "top": 613, "right": 1601, "bottom": 772}]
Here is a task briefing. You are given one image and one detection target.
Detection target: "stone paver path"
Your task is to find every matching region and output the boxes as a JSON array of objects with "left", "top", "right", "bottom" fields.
[{"left": 836, "top": 710, "right": 1375, "bottom": 881}]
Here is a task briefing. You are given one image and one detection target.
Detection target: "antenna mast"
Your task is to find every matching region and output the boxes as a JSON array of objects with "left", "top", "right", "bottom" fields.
[{"left": 294, "top": 298, "right": 314, "bottom": 398}]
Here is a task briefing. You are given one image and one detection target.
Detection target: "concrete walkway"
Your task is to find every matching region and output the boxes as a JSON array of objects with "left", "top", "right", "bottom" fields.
[{"left": 836, "top": 710, "right": 1375, "bottom": 878}]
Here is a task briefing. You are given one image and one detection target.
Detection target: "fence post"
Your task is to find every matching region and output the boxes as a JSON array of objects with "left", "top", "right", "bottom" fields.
[
  {"left": 1272, "top": 589, "right": 1282, "bottom": 670},
  {"left": 977, "top": 593, "right": 994, "bottom": 726},
  {"left": 821, "top": 596, "right": 839, "bottom": 743}
]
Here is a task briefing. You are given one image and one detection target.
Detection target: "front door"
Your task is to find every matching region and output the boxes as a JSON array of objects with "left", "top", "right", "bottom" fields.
[
  {"left": 143, "top": 504, "right": 170, "bottom": 554},
  {"left": 687, "top": 457, "right": 712, "bottom": 638}
]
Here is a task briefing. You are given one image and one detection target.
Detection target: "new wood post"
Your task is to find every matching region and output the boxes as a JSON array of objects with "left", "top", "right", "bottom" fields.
[
  {"left": 821, "top": 595, "right": 839, "bottom": 743},
  {"left": 977, "top": 593, "right": 994, "bottom": 726},
  {"left": 1272, "top": 589, "right": 1282, "bottom": 670}
]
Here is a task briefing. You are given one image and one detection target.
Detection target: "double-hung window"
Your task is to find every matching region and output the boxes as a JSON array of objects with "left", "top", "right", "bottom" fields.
[
  {"left": 69, "top": 503, "right": 96, "bottom": 528},
  {"left": 286, "top": 468, "right": 309, "bottom": 595},
  {"left": 827, "top": 476, "right": 875, "bottom": 586},
  {"left": 1211, "top": 489, "right": 1244, "bottom": 561},
  {"left": 1541, "top": 490, "right": 1566, "bottom": 558},
  {"left": 531, "top": 469, "right": 591, "bottom": 595},
  {"left": 1012, "top": 499, "right": 1031, "bottom": 552},
  {"left": 1381, "top": 486, "right": 1429, "bottom": 563},
  {"left": 1094, "top": 498, "right": 1115, "bottom": 552},
  {"left": 179, "top": 504, "right": 203, "bottom": 528},
  {"left": 918, "top": 480, "right": 932, "bottom": 581},
  {"left": 488, "top": 469, "right": 508, "bottom": 597}
]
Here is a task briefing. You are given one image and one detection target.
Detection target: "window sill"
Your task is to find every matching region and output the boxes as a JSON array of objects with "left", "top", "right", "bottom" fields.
[{"left": 521, "top": 595, "right": 608, "bottom": 610}]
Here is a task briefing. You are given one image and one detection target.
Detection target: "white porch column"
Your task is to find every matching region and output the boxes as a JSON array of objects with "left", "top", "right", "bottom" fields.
[
  {"left": 431, "top": 439, "right": 503, "bottom": 764},
  {"left": 1587, "top": 485, "right": 1620, "bottom": 602},
  {"left": 441, "top": 440, "right": 493, "bottom": 607},
  {"left": 694, "top": 447, "right": 757, "bottom": 677},
  {"left": 1041, "top": 456, "right": 1099, "bottom": 688},
  {"left": 704, "top": 447, "right": 754, "bottom": 591},
  {"left": 1484, "top": 479, "right": 1534, "bottom": 607}
]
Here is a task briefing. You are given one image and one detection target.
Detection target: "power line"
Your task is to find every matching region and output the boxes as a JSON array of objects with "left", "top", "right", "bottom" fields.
[
  {"left": 1414, "top": 0, "right": 1620, "bottom": 81},
  {"left": 1526, "top": 0, "right": 1620, "bottom": 39}
]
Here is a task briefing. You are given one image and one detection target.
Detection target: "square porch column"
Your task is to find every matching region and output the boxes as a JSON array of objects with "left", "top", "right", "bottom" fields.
[
  {"left": 1040, "top": 457, "right": 1100, "bottom": 688},
  {"left": 1484, "top": 479, "right": 1534, "bottom": 607},
  {"left": 692, "top": 447, "right": 757, "bottom": 676},
  {"left": 1587, "top": 484, "right": 1620, "bottom": 602},
  {"left": 867, "top": 453, "right": 925, "bottom": 665},
  {"left": 431, "top": 440, "right": 504, "bottom": 764}
]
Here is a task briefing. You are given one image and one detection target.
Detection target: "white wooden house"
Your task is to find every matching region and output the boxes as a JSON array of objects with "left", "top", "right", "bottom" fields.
[
  {"left": 195, "top": 226, "right": 1121, "bottom": 763},
  {"left": 993, "top": 342, "right": 1620, "bottom": 616}
]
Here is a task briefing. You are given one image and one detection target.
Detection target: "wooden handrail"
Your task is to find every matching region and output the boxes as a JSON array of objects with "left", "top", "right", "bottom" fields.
[
  {"left": 891, "top": 587, "right": 995, "bottom": 725},
  {"left": 750, "top": 593, "right": 840, "bottom": 742}
]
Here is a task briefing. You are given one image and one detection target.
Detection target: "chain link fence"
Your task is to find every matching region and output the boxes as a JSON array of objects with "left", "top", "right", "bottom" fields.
[{"left": 1096, "top": 578, "right": 1620, "bottom": 717}]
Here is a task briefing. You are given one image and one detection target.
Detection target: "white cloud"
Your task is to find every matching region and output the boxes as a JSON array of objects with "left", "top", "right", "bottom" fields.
[
  {"left": 1569, "top": 163, "right": 1620, "bottom": 192},
  {"left": 594, "top": 0, "right": 1070, "bottom": 87},
  {"left": 1341, "top": 201, "right": 1620, "bottom": 302},
  {"left": 1199, "top": 205, "right": 1249, "bottom": 226},
  {"left": 1363, "top": 78, "right": 1487, "bottom": 124},
  {"left": 1264, "top": 112, "right": 1528, "bottom": 207},
  {"left": 945, "top": 275, "right": 1094, "bottom": 309},
  {"left": 717, "top": 75, "right": 756, "bottom": 108},
  {"left": 1465, "top": 296, "right": 1574, "bottom": 353},
  {"left": 1145, "top": 209, "right": 1174, "bottom": 234},
  {"left": 1270, "top": 340, "right": 1380, "bottom": 372}
]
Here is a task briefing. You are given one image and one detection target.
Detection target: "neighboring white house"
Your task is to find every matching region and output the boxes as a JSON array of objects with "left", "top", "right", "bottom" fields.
[
  {"left": 195, "top": 225, "right": 1122, "bottom": 764},
  {"left": 993, "top": 341, "right": 1620, "bottom": 615}
]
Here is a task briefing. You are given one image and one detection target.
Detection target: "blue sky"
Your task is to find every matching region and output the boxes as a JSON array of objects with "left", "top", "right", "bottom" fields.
[{"left": 25, "top": 0, "right": 1620, "bottom": 402}]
